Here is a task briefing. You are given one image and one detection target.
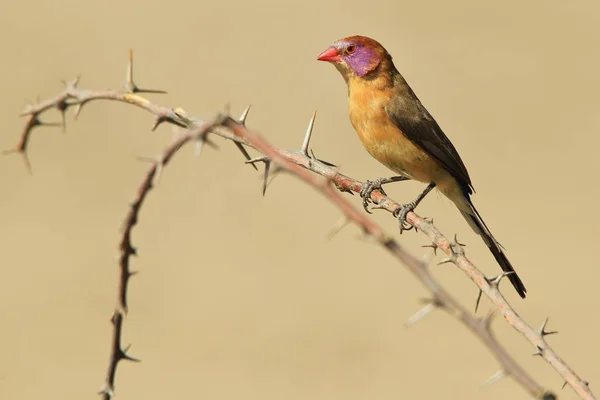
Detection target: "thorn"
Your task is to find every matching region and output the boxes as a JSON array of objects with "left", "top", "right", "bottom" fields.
[
  {"left": 437, "top": 257, "right": 454, "bottom": 265},
  {"left": 127, "top": 49, "right": 134, "bottom": 85},
  {"left": 251, "top": 160, "right": 281, "bottom": 196},
  {"left": 194, "top": 137, "right": 205, "bottom": 158},
  {"left": 39, "top": 120, "right": 62, "bottom": 128},
  {"left": 246, "top": 156, "right": 270, "bottom": 165},
  {"left": 151, "top": 116, "right": 169, "bottom": 131},
  {"left": 126, "top": 244, "right": 137, "bottom": 257},
  {"left": 135, "top": 88, "right": 168, "bottom": 94},
  {"left": 70, "top": 75, "right": 81, "bottom": 90},
  {"left": 485, "top": 271, "right": 515, "bottom": 288},
  {"left": 239, "top": 104, "right": 251, "bottom": 125},
  {"left": 122, "top": 352, "right": 140, "bottom": 362},
  {"left": 405, "top": 303, "right": 436, "bottom": 327},
  {"left": 22, "top": 151, "right": 32, "bottom": 174},
  {"left": 300, "top": 110, "right": 317, "bottom": 157},
  {"left": 56, "top": 100, "right": 68, "bottom": 133},
  {"left": 337, "top": 187, "right": 354, "bottom": 195},
  {"left": 309, "top": 149, "right": 337, "bottom": 167},
  {"left": 262, "top": 160, "right": 271, "bottom": 196},
  {"left": 212, "top": 110, "right": 228, "bottom": 126},
  {"left": 474, "top": 290, "right": 483, "bottom": 313},
  {"left": 188, "top": 125, "right": 218, "bottom": 151},
  {"left": 452, "top": 233, "right": 466, "bottom": 247},
  {"left": 405, "top": 298, "right": 443, "bottom": 327},
  {"left": 231, "top": 105, "right": 256, "bottom": 168},
  {"left": 62, "top": 75, "right": 80, "bottom": 91},
  {"left": 560, "top": 380, "right": 587, "bottom": 391},
  {"left": 533, "top": 346, "right": 544, "bottom": 357},
  {"left": 124, "top": 49, "right": 166, "bottom": 94},
  {"left": 421, "top": 242, "right": 438, "bottom": 255},
  {"left": 482, "top": 370, "right": 505, "bottom": 388},
  {"left": 538, "top": 318, "right": 558, "bottom": 337},
  {"left": 449, "top": 234, "right": 466, "bottom": 256},
  {"left": 165, "top": 125, "right": 182, "bottom": 143},
  {"left": 204, "top": 136, "right": 219, "bottom": 150},
  {"left": 326, "top": 217, "right": 350, "bottom": 241},
  {"left": 234, "top": 142, "right": 256, "bottom": 169},
  {"left": 124, "top": 49, "right": 137, "bottom": 93},
  {"left": 172, "top": 107, "right": 193, "bottom": 127},
  {"left": 61, "top": 112, "right": 67, "bottom": 132},
  {"left": 121, "top": 344, "right": 141, "bottom": 362},
  {"left": 3, "top": 148, "right": 33, "bottom": 174},
  {"left": 170, "top": 125, "right": 183, "bottom": 143},
  {"left": 73, "top": 101, "right": 85, "bottom": 120}
]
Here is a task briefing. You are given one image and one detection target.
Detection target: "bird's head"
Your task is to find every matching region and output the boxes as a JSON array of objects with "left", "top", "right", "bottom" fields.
[{"left": 317, "top": 35, "right": 390, "bottom": 82}]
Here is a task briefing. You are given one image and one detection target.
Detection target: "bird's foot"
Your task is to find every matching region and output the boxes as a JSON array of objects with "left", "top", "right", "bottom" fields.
[
  {"left": 359, "top": 176, "right": 409, "bottom": 213},
  {"left": 359, "top": 178, "right": 388, "bottom": 213},
  {"left": 392, "top": 201, "right": 417, "bottom": 233}
]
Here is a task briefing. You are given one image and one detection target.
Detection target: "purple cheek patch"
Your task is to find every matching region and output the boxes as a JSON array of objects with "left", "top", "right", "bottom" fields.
[{"left": 346, "top": 48, "right": 377, "bottom": 76}]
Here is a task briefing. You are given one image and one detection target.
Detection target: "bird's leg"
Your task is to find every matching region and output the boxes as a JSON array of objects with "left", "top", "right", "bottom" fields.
[
  {"left": 359, "top": 176, "right": 410, "bottom": 213},
  {"left": 393, "top": 182, "right": 436, "bottom": 233}
]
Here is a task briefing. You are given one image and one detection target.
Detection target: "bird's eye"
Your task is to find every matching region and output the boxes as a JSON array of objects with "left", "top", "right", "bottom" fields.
[{"left": 346, "top": 45, "right": 356, "bottom": 54}]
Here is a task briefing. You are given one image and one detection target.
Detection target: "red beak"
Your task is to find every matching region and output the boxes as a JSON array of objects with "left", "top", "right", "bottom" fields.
[{"left": 317, "top": 46, "right": 341, "bottom": 62}]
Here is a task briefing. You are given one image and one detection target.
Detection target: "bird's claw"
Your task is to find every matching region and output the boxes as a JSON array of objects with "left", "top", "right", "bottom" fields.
[
  {"left": 359, "top": 178, "right": 388, "bottom": 213},
  {"left": 393, "top": 202, "right": 416, "bottom": 233}
]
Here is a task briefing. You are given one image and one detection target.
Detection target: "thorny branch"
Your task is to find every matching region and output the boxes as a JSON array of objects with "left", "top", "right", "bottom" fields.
[{"left": 7, "top": 51, "right": 595, "bottom": 400}]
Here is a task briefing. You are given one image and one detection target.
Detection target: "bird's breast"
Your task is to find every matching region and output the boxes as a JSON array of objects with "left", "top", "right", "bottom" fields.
[{"left": 348, "top": 87, "right": 449, "bottom": 185}]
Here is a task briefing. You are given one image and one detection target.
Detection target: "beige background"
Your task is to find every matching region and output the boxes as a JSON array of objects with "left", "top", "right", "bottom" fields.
[{"left": 1, "top": 0, "right": 598, "bottom": 399}]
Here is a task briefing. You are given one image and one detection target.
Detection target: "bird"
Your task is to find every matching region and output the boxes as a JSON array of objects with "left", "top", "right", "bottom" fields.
[{"left": 317, "top": 35, "right": 527, "bottom": 298}]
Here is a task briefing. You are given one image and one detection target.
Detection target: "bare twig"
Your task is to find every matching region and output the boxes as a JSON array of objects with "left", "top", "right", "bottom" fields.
[
  {"left": 9, "top": 52, "right": 595, "bottom": 400},
  {"left": 99, "top": 119, "right": 221, "bottom": 399},
  {"left": 98, "top": 313, "right": 140, "bottom": 398}
]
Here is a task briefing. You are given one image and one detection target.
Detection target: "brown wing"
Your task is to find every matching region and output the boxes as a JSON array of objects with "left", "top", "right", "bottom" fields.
[{"left": 385, "top": 92, "right": 474, "bottom": 195}]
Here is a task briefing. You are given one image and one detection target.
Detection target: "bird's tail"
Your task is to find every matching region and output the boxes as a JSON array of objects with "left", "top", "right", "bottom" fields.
[{"left": 459, "top": 198, "right": 527, "bottom": 298}]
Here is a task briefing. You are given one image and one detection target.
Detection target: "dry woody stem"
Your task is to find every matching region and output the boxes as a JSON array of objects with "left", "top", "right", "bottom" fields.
[{"left": 7, "top": 51, "right": 595, "bottom": 400}]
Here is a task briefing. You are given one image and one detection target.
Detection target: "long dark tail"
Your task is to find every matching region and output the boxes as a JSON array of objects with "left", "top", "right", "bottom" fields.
[{"left": 459, "top": 199, "right": 527, "bottom": 298}]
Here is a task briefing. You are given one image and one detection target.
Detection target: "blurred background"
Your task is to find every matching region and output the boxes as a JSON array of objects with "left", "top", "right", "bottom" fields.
[{"left": 1, "top": 0, "right": 598, "bottom": 399}]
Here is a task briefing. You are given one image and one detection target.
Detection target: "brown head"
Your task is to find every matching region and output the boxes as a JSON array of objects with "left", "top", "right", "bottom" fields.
[{"left": 317, "top": 35, "right": 394, "bottom": 82}]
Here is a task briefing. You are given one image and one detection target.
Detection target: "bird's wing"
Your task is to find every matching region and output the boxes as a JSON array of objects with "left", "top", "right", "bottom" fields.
[{"left": 385, "top": 97, "right": 474, "bottom": 194}]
